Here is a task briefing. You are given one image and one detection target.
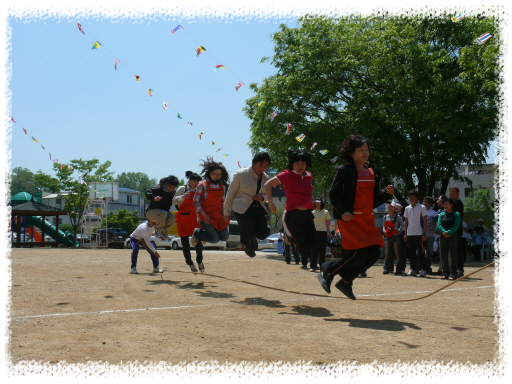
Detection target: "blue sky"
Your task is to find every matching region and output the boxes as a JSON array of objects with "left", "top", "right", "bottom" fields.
[{"left": 7, "top": 13, "right": 498, "bottom": 186}]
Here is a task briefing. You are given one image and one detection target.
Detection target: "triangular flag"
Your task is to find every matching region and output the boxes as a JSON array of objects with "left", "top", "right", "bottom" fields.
[
  {"left": 135, "top": 75, "right": 140, "bottom": 81},
  {"left": 177, "top": 113, "right": 182, "bottom": 119},
  {"left": 148, "top": 89, "right": 153, "bottom": 97},
  {"left": 91, "top": 41, "right": 102, "bottom": 50}
]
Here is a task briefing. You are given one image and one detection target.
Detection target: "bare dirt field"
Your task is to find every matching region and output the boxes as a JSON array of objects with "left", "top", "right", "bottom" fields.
[{"left": 8, "top": 248, "right": 499, "bottom": 368}]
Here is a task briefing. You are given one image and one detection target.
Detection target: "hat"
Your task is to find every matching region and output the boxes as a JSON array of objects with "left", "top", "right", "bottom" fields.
[
  {"left": 313, "top": 199, "right": 322, "bottom": 203},
  {"left": 477, "top": 218, "right": 484, "bottom": 222},
  {"left": 392, "top": 202, "right": 402, "bottom": 208}
]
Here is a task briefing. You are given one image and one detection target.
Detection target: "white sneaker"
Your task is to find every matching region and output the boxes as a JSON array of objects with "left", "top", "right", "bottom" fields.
[
  {"left": 189, "top": 264, "right": 198, "bottom": 273},
  {"left": 130, "top": 267, "right": 138, "bottom": 274},
  {"left": 419, "top": 269, "right": 426, "bottom": 277},
  {"left": 407, "top": 269, "right": 417, "bottom": 276},
  {"left": 153, "top": 266, "right": 163, "bottom": 273}
]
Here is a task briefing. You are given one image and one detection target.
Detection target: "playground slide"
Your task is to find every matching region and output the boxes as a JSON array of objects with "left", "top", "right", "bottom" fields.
[
  {"left": 25, "top": 227, "right": 43, "bottom": 242},
  {"left": 21, "top": 216, "right": 78, "bottom": 247}
]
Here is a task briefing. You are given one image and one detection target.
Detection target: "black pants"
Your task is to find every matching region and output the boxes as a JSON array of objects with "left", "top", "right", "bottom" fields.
[
  {"left": 181, "top": 236, "right": 203, "bottom": 265},
  {"left": 457, "top": 233, "right": 466, "bottom": 272},
  {"left": 234, "top": 204, "right": 270, "bottom": 246},
  {"left": 407, "top": 235, "right": 425, "bottom": 272},
  {"left": 284, "top": 240, "right": 299, "bottom": 263},
  {"left": 283, "top": 209, "right": 318, "bottom": 253},
  {"left": 321, "top": 244, "right": 380, "bottom": 285},
  {"left": 305, "top": 231, "right": 328, "bottom": 269},
  {"left": 130, "top": 237, "right": 159, "bottom": 269}
]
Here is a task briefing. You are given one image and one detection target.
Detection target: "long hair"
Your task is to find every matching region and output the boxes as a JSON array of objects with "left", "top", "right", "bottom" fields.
[
  {"left": 313, "top": 197, "right": 325, "bottom": 210},
  {"left": 185, "top": 170, "right": 201, "bottom": 182},
  {"left": 198, "top": 157, "right": 229, "bottom": 187}
]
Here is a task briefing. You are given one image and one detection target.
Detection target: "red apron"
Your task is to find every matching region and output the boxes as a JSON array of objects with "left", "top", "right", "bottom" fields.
[
  {"left": 339, "top": 168, "right": 384, "bottom": 250},
  {"left": 384, "top": 217, "right": 399, "bottom": 238},
  {"left": 198, "top": 182, "right": 229, "bottom": 232},
  {"left": 175, "top": 189, "right": 198, "bottom": 237}
]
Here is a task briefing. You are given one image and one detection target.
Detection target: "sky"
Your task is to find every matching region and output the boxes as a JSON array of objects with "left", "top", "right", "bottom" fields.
[{"left": 5, "top": 6, "right": 499, "bottom": 187}]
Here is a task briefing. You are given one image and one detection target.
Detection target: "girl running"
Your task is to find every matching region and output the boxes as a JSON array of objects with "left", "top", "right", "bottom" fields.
[
  {"left": 173, "top": 171, "right": 204, "bottom": 272},
  {"left": 317, "top": 134, "right": 394, "bottom": 300}
]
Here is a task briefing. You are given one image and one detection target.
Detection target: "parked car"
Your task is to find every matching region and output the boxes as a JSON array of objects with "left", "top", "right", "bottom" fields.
[
  {"left": 170, "top": 237, "right": 226, "bottom": 250},
  {"left": 76, "top": 234, "right": 90, "bottom": 243},
  {"left": 124, "top": 234, "right": 174, "bottom": 250},
  {"left": 226, "top": 220, "right": 241, "bottom": 249},
  {"left": 258, "top": 233, "right": 280, "bottom": 250},
  {"left": 91, "top": 228, "right": 129, "bottom": 248}
]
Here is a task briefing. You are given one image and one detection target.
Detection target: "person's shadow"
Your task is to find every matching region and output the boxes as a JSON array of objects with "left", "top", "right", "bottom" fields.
[{"left": 324, "top": 317, "right": 422, "bottom": 331}]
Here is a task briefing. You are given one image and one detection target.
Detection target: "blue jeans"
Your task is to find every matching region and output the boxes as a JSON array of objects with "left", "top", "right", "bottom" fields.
[
  {"left": 197, "top": 221, "right": 229, "bottom": 243},
  {"left": 424, "top": 237, "right": 435, "bottom": 271}
]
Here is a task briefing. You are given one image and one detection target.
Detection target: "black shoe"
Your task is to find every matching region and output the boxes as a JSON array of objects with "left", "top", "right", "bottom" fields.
[
  {"left": 295, "top": 260, "right": 300, "bottom": 265},
  {"left": 286, "top": 261, "right": 291, "bottom": 264},
  {"left": 250, "top": 238, "right": 259, "bottom": 251},
  {"left": 383, "top": 270, "right": 389, "bottom": 275},
  {"left": 359, "top": 272, "right": 367, "bottom": 278},
  {"left": 335, "top": 280, "right": 356, "bottom": 300},
  {"left": 243, "top": 243, "right": 256, "bottom": 258},
  {"left": 317, "top": 272, "right": 331, "bottom": 294},
  {"left": 300, "top": 265, "right": 308, "bottom": 270}
]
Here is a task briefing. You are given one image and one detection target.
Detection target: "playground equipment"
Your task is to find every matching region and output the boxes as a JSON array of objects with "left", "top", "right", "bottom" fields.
[{"left": 12, "top": 216, "right": 78, "bottom": 247}]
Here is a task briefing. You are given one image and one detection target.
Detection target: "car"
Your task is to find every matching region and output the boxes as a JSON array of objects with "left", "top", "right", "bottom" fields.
[
  {"left": 258, "top": 233, "right": 280, "bottom": 250},
  {"left": 170, "top": 236, "right": 226, "bottom": 250},
  {"left": 226, "top": 220, "right": 241, "bottom": 250},
  {"left": 124, "top": 234, "right": 174, "bottom": 250},
  {"left": 91, "top": 227, "right": 129, "bottom": 248},
  {"left": 75, "top": 234, "right": 90, "bottom": 243}
]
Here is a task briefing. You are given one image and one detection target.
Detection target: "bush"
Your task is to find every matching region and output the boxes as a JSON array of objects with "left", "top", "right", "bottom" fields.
[{"left": 100, "top": 209, "right": 141, "bottom": 234}]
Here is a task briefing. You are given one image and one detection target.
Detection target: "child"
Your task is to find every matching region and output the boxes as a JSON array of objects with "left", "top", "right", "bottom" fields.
[{"left": 129, "top": 219, "right": 162, "bottom": 274}]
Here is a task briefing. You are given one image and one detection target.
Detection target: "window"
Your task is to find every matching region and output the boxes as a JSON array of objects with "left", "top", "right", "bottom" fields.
[
  {"left": 55, "top": 197, "right": 61, "bottom": 205},
  {"left": 127, "top": 194, "right": 133, "bottom": 203}
]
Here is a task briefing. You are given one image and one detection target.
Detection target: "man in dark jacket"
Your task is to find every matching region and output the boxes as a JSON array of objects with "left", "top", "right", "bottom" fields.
[{"left": 145, "top": 175, "right": 180, "bottom": 240}]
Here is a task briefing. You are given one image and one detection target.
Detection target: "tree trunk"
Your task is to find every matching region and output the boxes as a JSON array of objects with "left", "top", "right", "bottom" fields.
[{"left": 440, "top": 178, "right": 450, "bottom": 196}]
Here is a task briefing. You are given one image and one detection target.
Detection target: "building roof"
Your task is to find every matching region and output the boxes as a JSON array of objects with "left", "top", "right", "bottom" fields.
[
  {"left": 119, "top": 187, "right": 140, "bottom": 193},
  {"left": 11, "top": 197, "right": 68, "bottom": 215},
  {"left": 11, "top": 192, "right": 33, "bottom": 202}
]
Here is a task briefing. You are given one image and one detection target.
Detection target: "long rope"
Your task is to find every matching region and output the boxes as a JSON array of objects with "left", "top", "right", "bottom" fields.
[{"left": 161, "top": 261, "right": 496, "bottom": 302}]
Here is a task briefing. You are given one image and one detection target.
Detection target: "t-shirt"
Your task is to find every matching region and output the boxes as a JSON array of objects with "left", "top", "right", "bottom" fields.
[
  {"left": 276, "top": 169, "right": 314, "bottom": 211},
  {"left": 313, "top": 209, "right": 331, "bottom": 232},
  {"left": 130, "top": 221, "right": 157, "bottom": 253},
  {"left": 425, "top": 209, "right": 438, "bottom": 238},
  {"left": 404, "top": 203, "right": 428, "bottom": 236}
]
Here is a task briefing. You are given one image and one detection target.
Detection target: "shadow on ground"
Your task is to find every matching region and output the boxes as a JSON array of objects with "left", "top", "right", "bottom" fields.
[{"left": 325, "top": 317, "right": 422, "bottom": 331}]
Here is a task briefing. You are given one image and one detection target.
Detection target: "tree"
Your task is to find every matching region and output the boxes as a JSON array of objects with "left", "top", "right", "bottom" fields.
[
  {"left": 115, "top": 172, "right": 157, "bottom": 203},
  {"left": 9, "top": 167, "right": 40, "bottom": 196},
  {"left": 465, "top": 184, "right": 493, "bottom": 212},
  {"left": 100, "top": 209, "right": 141, "bottom": 234},
  {"left": 243, "top": 13, "right": 499, "bottom": 198},
  {"left": 34, "top": 159, "right": 115, "bottom": 244}
]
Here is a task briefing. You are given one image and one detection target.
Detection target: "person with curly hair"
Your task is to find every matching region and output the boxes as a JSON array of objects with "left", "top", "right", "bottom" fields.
[
  {"left": 191, "top": 158, "right": 230, "bottom": 270},
  {"left": 173, "top": 171, "right": 204, "bottom": 273},
  {"left": 264, "top": 149, "right": 318, "bottom": 256},
  {"left": 317, "top": 134, "right": 394, "bottom": 300},
  {"left": 145, "top": 175, "right": 180, "bottom": 240}
]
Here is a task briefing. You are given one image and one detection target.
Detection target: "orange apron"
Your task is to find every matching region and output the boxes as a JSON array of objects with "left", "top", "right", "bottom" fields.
[
  {"left": 198, "top": 182, "right": 229, "bottom": 232},
  {"left": 175, "top": 189, "right": 198, "bottom": 237},
  {"left": 338, "top": 168, "right": 384, "bottom": 250}
]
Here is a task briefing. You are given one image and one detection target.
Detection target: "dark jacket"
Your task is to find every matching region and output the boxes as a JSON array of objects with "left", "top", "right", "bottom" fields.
[
  {"left": 145, "top": 178, "right": 176, "bottom": 212},
  {"left": 329, "top": 161, "right": 393, "bottom": 220},
  {"left": 452, "top": 198, "right": 464, "bottom": 234}
]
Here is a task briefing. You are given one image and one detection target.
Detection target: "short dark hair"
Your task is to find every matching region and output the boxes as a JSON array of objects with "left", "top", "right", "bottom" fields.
[
  {"left": 166, "top": 175, "right": 180, "bottom": 186},
  {"left": 252, "top": 151, "right": 271, "bottom": 166},
  {"left": 423, "top": 196, "right": 434, "bottom": 205},
  {"left": 438, "top": 195, "right": 447, "bottom": 200},
  {"left": 185, "top": 170, "right": 201, "bottom": 182},
  {"left": 443, "top": 197, "right": 454, "bottom": 205},
  {"left": 313, "top": 197, "right": 325, "bottom": 210},
  {"left": 340, "top": 134, "right": 370, "bottom": 163},
  {"left": 408, "top": 189, "right": 419, "bottom": 198},
  {"left": 287, "top": 149, "right": 312, "bottom": 170}
]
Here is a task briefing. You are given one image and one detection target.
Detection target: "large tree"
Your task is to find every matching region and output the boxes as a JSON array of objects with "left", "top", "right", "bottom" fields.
[
  {"left": 34, "top": 159, "right": 115, "bottom": 244},
  {"left": 9, "top": 167, "right": 40, "bottom": 196},
  {"left": 115, "top": 172, "right": 157, "bottom": 203},
  {"left": 244, "top": 12, "right": 500, "bottom": 197}
]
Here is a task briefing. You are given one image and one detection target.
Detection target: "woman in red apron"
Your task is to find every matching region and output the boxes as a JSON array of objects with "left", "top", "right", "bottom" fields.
[
  {"left": 318, "top": 134, "right": 394, "bottom": 300},
  {"left": 191, "top": 158, "right": 230, "bottom": 271},
  {"left": 173, "top": 171, "right": 203, "bottom": 272}
]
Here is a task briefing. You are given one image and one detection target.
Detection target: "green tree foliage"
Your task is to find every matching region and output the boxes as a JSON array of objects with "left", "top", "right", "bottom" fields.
[
  {"left": 58, "top": 223, "right": 74, "bottom": 233},
  {"left": 9, "top": 167, "right": 40, "bottom": 196},
  {"left": 100, "top": 209, "right": 141, "bottom": 234},
  {"left": 34, "top": 159, "right": 115, "bottom": 243},
  {"left": 243, "top": 13, "right": 499, "bottom": 197},
  {"left": 465, "top": 183, "right": 493, "bottom": 212},
  {"left": 115, "top": 172, "right": 157, "bottom": 202}
]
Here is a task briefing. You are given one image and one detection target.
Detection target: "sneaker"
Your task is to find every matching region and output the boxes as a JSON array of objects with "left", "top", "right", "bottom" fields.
[
  {"left": 295, "top": 260, "right": 300, "bottom": 265},
  {"left": 153, "top": 266, "right": 163, "bottom": 273},
  {"left": 419, "top": 269, "right": 426, "bottom": 278},
  {"left": 317, "top": 272, "right": 332, "bottom": 294},
  {"left": 191, "top": 230, "right": 199, "bottom": 247},
  {"left": 335, "top": 280, "right": 356, "bottom": 300},
  {"left": 309, "top": 268, "right": 317, "bottom": 272},
  {"left": 198, "top": 263, "right": 205, "bottom": 273},
  {"left": 450, "top": 274, "right": 458, "bottom": 280},
  {"left": 243, "top": 243, "right": 256, "bottom": 258},
  {"left": 383, "top": 269, "right": 389, "bottom": 275},
  {"left": 441, "top": 275, "right": 449, "bottom": 280},
  {"left": 394, "top": 270, "right": 403, "bottom": 276},
  {"left": 250, "top": 238, "right": 259, "bottom": 252},
  {"left": 300, "top": 265, "right": 308, "bottom": 270},
  {"left": 457, "top": 269, "right": 464, "bottom": 278},
  {"left": 189, "top": 264, "right": 198, "bottom": 273},
  {"left": 407, "top": 269, "right": 417, "bottom": 277},
  {"left": 360, "top": 272, "right": 367, "bottom": 278},
  {"left": 130, "top": 267, "right": 138, "bottom": 274},
  {"left": 286, "top": 261, "right": 291, "bottom": 265}
]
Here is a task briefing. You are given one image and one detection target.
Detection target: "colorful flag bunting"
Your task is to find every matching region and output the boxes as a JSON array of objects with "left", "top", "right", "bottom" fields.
[
  {"left": 271, "top": 111, "right": 278, "bottom": 122},
  {"left": 320, "top": 149, "right": 329, "bottom": 155},
  {"left": 452, "top": 12, "right": 468, "bottom": 22},
  {"left": 216, "top": 148, "right": 222, "bottom": 152},
  {"left": 475, "top": 33, "right": 492, "bottom": 45},
  {"left": 148, "top": 89, "right": 153, "bottom": 97},
  {"left": 330, "top": 156, "right": 339, "bottom": 163},
  {"left": 195, "top": 46, "right": 206, "bottom": 57},
  {"left": 69, "top": 166, "right": 73, "bottom": 171},
  {"left": 171, "top": 25, "right": 184, "bottom": 35},
  {"left": 311, "top": 142, "right": 318, "bottom": 150},
  {"left": 286, "top": 123, "right": 291, "bottom": 134},
  {"left": 31, "top": 136, "right": 38, "bottom": 143},
  {"left": 223, "top": 154, "right": 230, "bottom": 157},
  {"left": 77, "top": 22, "right": 85, "bottom": 34},
  {"left": 214, "top": 65, "right": 226, "bottom": 71},
  {"left": 177, "top": 113, "right": 182, "bottom": 119},
  {"left": 258, "top": 98, "right": 264, "bottom": 106},
  {"left": 235, "top": 82, "right": 245, "bottom": 91},
  {"left": 212, "top": 141, "right": 215, "bottom": 146},
  {"left": 162, "top": 102, "right": 168, "bottom": 110},
  {"left": 199, "top": 132, "right": 203, "bottom": 140},
  {"left": 296, "top": 133, "right": 306, "bottom": 143},
  {"left": 238, "top": 161, "right": 241, "bottom": 168},
  {"left": 91, "top": 41, "right": 102, "bottom": 50},
  {"left": 135, "top": 75, "right": 140, "bottom": 81},
  {"left": 61, "top": 164, "right": 65, "bottom": 170},
  {"left": 41, "top": 145, "right": 44, "bottom": 150},
  {"left": 11, "top": 116, "right": 16, "bottom": 123},
  {"left": 22, "top": 128, "right": 27, "bottom": 135},
  {"left": 53, "top": 159, "right": 58, "bottom": 163},
  {"left": 114, "top": 59, "right": 119, "bottom": 70},
  {"left": 188, "top": 122, "right": 193, "bottom": 126}
]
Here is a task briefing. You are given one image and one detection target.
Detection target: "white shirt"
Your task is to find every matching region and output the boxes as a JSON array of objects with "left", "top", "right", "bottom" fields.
[
  {"left": 130, "top": 221, "right": 157, "bottom": 253},
  {"left": 404, "top": 203, "right": 428, "bottom": 236},
  {"left": 313, "top": 209, "right": 331, "bottom": 232}
]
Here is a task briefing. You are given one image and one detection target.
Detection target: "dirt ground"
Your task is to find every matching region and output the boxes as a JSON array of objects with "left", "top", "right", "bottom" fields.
[{"left": 7, "top": 248, "right": 499, "bottom": 368}]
